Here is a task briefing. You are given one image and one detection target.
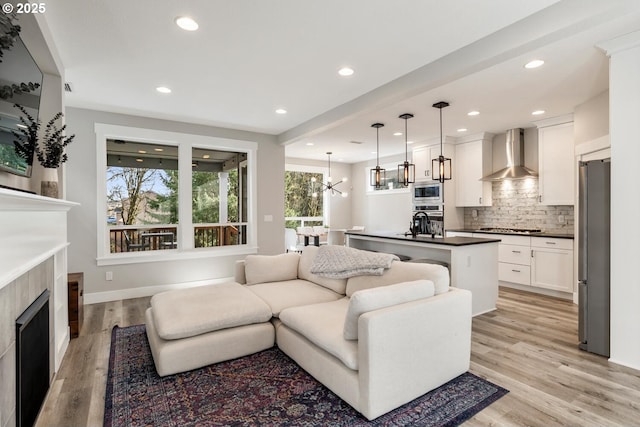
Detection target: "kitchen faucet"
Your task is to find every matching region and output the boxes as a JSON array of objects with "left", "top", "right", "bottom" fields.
[{"left": 408, "top": 211, "right": 432, "bottom": 238}]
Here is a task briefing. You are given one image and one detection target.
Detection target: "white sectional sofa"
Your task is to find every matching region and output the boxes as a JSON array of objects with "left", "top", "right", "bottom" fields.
[{"left": 146, "top": 246, "right": 472, "bottom": 420}]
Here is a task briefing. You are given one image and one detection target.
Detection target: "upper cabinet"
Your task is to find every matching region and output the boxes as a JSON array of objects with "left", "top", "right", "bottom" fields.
[
  {"left": 412, "top": 145, "right": 439, "bottom": 181},
  {"left": 455, "top": 133, "right": 493, "bottom": 207},
  {"left": 537, "top": 116, "right": 575, "bottom": 205}
]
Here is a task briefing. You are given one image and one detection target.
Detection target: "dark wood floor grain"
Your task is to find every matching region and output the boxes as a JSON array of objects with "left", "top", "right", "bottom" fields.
[{"left": 35, "top": 288, "right": 640, "bottom": 426}]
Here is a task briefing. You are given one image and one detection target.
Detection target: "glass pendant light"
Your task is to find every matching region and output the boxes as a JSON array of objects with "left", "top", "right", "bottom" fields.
[
  {"left": 370, "top": 123, "right": 385, "bottom": 188},
  {"left": 397, "top": 113, "right": 415, "bottom": 186},
  {"left": 432, "top": 101, "right": 452, "bottom": 183}
]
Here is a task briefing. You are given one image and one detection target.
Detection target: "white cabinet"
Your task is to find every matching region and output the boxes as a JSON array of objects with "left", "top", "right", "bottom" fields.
[
  {"left": 530, "top": 237, "right": 574, "bottom": 292},
  {"left": 495, "top": 235, "right": 531, "bottom": 286},
  {"left": 455, "top": 134, "right": 493, "bottom": 207},
  {"left": 472, "top": 233, "right": 574, "bottom": 294},
  {"left": 537, "top": 120, "right": 575, "bottom": 205},
  {"left": 412, "top": 145, "right": 439, "bottom": 181}
]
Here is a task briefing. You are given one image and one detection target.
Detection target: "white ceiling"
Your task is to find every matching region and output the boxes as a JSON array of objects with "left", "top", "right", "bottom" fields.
[{"left": 42, "top": 0, "right": 640, "bottom": 164}]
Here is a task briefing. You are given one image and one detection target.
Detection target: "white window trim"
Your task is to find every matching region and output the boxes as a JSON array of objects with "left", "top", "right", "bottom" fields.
[
  {"left": 364, "top": 162, "right": 411, "bottom": 195},
  {"left": 95, "top": 123, "right": 258, "bottom": 266}
]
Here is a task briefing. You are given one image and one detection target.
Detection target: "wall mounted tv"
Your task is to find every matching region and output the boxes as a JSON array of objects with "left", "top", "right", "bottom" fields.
[{"left": 0, "top": 35, "right": 43, "bottom": 177}]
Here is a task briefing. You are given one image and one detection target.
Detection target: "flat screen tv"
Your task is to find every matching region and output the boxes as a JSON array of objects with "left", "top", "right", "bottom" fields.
[{"left": 0, "top": 34, "right": 43, "bottom": 177}]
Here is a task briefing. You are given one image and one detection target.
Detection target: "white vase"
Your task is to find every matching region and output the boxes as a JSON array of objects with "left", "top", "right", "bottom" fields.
[{"left": 41, "top": 167, "right": 59, "bottom": 198}]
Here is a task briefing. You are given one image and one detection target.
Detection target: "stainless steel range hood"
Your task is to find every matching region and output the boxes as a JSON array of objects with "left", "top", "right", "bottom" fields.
[{"left": 481, "top": 128, "right": 538, "bottom": 181}]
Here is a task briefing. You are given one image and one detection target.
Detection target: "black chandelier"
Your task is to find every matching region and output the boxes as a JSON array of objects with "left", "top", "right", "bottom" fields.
[
  {"left": 370, "top": 123, "right": 385, "bottom": 188},
  {"left": 431, "top": 101, "right": 452, "bottom": 183},
  {"left": 397, "top": 113, "right": 415, "bottom": 186},
  {"left": 312, "top": 152, "right": 348, "bottom": 197}
]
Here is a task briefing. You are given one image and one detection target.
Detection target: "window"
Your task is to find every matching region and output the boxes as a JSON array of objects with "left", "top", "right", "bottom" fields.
[
  {"left": 284, "top": 165, "right": 324, "bottom": 228},
  {"left": 96, "top": 124, "right": 257, "bottom": 265},
  {"left": 106, "top": 140, "right": 178, "bottom": 253},
  {"left": 365, "top": 162, "right": 410, "bottom": 194}
]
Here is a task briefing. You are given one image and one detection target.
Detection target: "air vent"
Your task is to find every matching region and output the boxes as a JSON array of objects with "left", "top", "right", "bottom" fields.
[
  {"left": 64, "top": 82, "right": 73, "bottom": 92},
  {"left": 349, "top": 140, "right": 364, "bottom": 145}
]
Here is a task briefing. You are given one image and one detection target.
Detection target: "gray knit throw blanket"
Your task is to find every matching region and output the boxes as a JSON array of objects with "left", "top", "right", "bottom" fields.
[{"left": 310, "top": 245, "right": 399, "bottom": 279}]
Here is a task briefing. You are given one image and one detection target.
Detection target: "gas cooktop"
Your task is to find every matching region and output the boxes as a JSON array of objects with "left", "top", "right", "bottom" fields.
[{"left": 476, "top": 227, "right": 542, "bottom": 234}]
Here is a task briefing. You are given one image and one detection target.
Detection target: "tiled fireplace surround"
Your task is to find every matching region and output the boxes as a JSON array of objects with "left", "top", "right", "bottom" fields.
[{"left": 0, "top": 190, "right": 75, "bottom": 427}]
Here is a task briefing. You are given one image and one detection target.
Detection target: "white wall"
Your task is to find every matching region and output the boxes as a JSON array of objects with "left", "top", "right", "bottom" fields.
[
  {"left": 598, "top": 32, "right": 640, "bottom": 370},
  {"left": 65, "top": 107, "right": 283, "bottom": 302},
  {"left": 574, "top": 90, "right": 609, "bottom": 145}
]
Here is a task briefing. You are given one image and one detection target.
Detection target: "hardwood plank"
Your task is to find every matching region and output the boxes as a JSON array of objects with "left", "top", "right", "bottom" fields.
[{"left": 34, "top": 288, "right": 640, "bottom": 427}]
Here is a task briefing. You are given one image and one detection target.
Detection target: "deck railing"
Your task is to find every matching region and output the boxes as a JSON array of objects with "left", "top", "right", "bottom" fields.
[{"left": 109, "top": 223, "right": 247, "bottom": 253}]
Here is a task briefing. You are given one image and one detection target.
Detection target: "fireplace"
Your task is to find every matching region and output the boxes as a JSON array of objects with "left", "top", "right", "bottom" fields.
[{"left": 16, "top": 289, "right": 50, "bottom": 427}]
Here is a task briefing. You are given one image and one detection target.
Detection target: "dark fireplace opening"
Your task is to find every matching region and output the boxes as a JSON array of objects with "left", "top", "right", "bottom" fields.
[{"left": 16, "top": 289, "right": 50, "bottom": 427}]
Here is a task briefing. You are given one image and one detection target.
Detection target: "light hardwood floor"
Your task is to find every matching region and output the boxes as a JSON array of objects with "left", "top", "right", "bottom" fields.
[{"left": 36, "top": 288, "right": 640, "bottom": 426}]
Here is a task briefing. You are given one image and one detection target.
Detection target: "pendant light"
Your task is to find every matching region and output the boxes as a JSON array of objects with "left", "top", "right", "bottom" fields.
[
  {"left": 397, "top": 113, "right": 415, "bottom": 186},
  {"left": 431, "top": 101, "right": 452, "bottom": 183},
  {"left": 370, "top": 123, "right": 385, "bottom": 188},
  {"left": 311, "top": 152, "right": 348, "bottom": 197}
]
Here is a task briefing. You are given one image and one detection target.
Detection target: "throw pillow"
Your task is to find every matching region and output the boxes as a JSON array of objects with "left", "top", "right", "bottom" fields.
[
  {"left": 245, "top": 252, "right": 300, "bottom": 285},
  {"left": 343, "top": 279, "right": 435, "bottom": 340}
]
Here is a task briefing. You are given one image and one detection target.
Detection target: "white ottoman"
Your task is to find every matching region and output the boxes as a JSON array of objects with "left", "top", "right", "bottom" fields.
[{"left": 145, "top": 282, "right": 275, "bottom": 376}]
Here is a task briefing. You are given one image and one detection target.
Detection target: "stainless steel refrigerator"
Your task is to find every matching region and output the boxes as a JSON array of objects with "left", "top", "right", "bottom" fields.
[{"left": 578, "top": 159, "right": 610, "bottom": 357}]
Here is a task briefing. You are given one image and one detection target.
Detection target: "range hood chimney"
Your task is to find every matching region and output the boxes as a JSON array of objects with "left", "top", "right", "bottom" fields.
[{"left": 481, "top": 128, "right": 538, "bottom": 181}]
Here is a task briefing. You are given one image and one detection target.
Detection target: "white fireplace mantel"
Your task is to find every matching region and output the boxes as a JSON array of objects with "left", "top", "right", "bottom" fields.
[{"left": 0, "top": 188, "right": 78, "bottom": 289}]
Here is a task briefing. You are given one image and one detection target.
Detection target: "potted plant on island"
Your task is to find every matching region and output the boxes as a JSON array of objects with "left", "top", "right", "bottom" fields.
[{"left": 35, "top": 111, "right": 75, "bottom": 198}]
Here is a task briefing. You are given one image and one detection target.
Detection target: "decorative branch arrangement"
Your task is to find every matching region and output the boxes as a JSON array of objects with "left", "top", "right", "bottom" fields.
[
  {"left": 0, "top": 11, "right": 20, "bottom": 63},
  {"left": 11, "top": 104, "right": 38, "bottom": 166},
  {"left": 36, "top": 112, "right": 75, "bottom": 168}
]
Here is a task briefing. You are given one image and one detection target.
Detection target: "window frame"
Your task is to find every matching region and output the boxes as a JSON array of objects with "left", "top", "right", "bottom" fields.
[
  {"left": 95, "top": 123, "right": 258, "bottom": 266},
  {"left": 364, "top": 161, "right": 411, "bottom": 195}
]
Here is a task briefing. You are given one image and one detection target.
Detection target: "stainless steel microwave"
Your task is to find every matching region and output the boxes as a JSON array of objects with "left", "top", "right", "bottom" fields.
[{"left": 412, "top": 182, "right": 443, "bottom": 204}]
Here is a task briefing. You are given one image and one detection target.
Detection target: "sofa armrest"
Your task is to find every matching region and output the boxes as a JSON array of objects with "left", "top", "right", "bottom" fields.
[
  {"left": 357, "top": 287, "right": 472, "bottom": 420},
  {"left": 235, "top": 260, "right": 246, "bottom": 284}
]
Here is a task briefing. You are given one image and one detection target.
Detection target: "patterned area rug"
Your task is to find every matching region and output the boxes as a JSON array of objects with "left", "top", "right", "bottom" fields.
[{"left": 104, "top": 325, "right": 508, "bottom": 427}]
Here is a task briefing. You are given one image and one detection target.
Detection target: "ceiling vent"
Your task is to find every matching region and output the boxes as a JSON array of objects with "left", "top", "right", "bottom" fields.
[
  {"left": 64, "top": 82, "right": 73, "bottom": 93},
  {"left": 349, "top": 140, "right": 364, "bottom": 145}
]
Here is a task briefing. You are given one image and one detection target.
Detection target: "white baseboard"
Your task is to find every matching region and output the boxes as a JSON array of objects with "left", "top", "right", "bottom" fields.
[{"left": 84, "top": 276, "right": 235, "bottom": 305}]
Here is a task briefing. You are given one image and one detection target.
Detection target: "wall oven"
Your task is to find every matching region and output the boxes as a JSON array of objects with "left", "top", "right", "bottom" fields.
[{"left": 412, "top": 182, "right": 443, "bottom": 205}]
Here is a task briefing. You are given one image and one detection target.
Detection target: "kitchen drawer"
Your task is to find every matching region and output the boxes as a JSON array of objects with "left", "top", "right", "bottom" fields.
[
  {"left": 498, "top": 234, "right": 531, "bottom": 246},
  {"left": 499, "top": 244, "right": 531, "bottom": 265},
  {"left": 499, "top": 262, "right": 531, "bottom": 285},
  {"left": 531, "top": 236, "right": 573, "bottom": 250}
]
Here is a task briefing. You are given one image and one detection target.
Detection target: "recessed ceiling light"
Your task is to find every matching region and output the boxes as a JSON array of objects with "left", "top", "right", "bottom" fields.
[
  {"left": 393, "top": 132, "right": 403, "bottom": 136},
  {"left": 407, "top": 141, "right": 414, "bottom": 145},
  {"left": 138, "top": 150, "right": 147, "bottom": 154},
  {"left": 136, "top": 158, "right": 144, "bottom": 162},
  {"left": 525, "top": 59, "right": 544, "bottom": 69},
  {"left": 532, "top": 110, "right": 546, "bottom": 115},
  {"left": 156, "top": 86, "right": 172, "bottom": 94},
  {"left": 202, "top": 154, "right": 210, "bottom": 159},
  {"left": 275, "top": 108, "right": 287, "bottom": 114},
  {"left": 467, "top": 111, "right": 480, "bottom": 116},
  {"left": 338, "top": 67, "right": 354, "bottom": 77},
  {"left": 175, "top": 16, "right": 199, "bottom": 31},
  {"left": 457, "top": 128, "right": 468, "bottom": 132},
  {"left": 154, "top": 148, "right": 164, "bottom": 152},
  {"left": 305, "top": 142, "right": 314, "bottom": 146}
]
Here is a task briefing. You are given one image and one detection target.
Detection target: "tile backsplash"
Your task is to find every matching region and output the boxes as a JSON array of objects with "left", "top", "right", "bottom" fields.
[{"left": 463, "top": 179, "right": 574, "bottom": 234}]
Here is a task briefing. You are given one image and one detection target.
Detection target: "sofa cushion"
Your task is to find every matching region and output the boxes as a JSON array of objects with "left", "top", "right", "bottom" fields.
[
  {"left": 345, "top": 261, "right": 449, "bottom": 297},
  {"left": 298, "top": 246, "right": 348, "bottom": 295},
  {"left": 150, "top": 282, "right": 273, "bottom": 340},
  {"left": 279, "top": 298, "right": 358, "bottom": 370},
  {"left": 244, "top": 253, "right": 300, "bottom": 285},
  {"left": 343, "top": 280, "right": 435, "bottom": 340},
  {"left": 247, "top": 279, "right": 343, "bottom": 317}
]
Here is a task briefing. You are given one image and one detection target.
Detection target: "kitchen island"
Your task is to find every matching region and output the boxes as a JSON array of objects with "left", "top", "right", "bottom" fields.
[{"left": 346, "top": 231, "right": 500, "bottom": 316}]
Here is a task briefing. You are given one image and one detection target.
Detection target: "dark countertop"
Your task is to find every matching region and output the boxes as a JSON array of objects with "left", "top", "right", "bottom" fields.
[
  {"left": 447, "top": 228, "right": 574, "bottom": 239},
  {"left": 345, "top": 231, "right": 501, "bottom": 247}
]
